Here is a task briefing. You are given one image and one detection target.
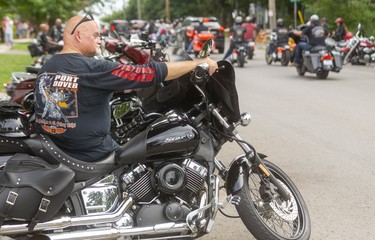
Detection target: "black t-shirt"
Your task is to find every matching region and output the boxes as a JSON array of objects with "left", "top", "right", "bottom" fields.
[
  {"left": 231, "top": 25, "right": 247, "bottom": 42},
  {"left": 273, "top": 27, "right": 289, "bottom": 45},
  {"left": 303, "top": 24, "right": 329, "bottom": 46},
  {"left": 34, "top": 53, "right": 167, "bottom": 161},
  {"left": 37, "top": 32, "right": 49, "bottom": 51}
]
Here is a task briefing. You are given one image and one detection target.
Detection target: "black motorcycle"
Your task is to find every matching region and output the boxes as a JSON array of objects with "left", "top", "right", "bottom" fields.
[
  {"left": 0, "top": 40, "right": 311, "bottom": 240},
  {"left": 229, "top": 41, "right": 248, "bottom": 67},
  {"left": 265, "top": 32, "right": 292, "bottom": 66}
]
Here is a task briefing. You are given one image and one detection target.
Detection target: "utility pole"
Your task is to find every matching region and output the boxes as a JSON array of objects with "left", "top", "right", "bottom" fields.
[
  {"left": 137, "top": 0, "right": 142, "bottom": 19},
  {"left": 268, "top": 0, "right": 276, "bottom": 29},
  {"left": 166, "top": 0, "right": 170, "bottom": 22}
]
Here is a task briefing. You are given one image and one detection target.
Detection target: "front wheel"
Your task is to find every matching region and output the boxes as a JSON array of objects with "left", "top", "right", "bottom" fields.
[{"left": 235, "top": 159, "right": 311, "bottom": 240}]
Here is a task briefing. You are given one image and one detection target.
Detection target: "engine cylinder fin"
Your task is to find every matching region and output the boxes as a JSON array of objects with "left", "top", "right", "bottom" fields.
[{"left": 128, "top": 170, "right": 158, "bottom": 202}]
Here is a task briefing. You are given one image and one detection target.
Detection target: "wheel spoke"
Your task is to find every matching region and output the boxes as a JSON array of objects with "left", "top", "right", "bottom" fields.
[{"left": 247, "top": 169, "right": 302, "bottom": 238}]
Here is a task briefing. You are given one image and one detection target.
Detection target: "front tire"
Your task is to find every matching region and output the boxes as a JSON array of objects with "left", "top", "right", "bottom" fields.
[{"left": 235, "top": 159, "right": 311, "bottom": 240}]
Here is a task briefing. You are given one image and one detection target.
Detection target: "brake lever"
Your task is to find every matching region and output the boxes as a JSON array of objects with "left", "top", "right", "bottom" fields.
[{"left": 216, "top": 65, "right": 225, "bottom": 72}]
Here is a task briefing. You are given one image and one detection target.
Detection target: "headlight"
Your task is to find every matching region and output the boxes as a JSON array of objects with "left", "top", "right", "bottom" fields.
[{"left": 240, "top": 112, "right": 251, "bottom": 126}]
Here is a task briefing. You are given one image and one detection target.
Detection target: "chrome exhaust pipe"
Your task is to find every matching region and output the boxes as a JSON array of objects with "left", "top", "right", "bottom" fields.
[
  {"left": 43, "top": 222, "right": 191, "bottom": 240},
  {"left": 0, "top": 196, "right": 134, "bottom": 235}
]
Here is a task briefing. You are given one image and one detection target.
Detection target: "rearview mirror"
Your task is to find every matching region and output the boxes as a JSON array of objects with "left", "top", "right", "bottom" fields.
[{"left": 198, "top": 38, "right": 214, "bottom": 58}]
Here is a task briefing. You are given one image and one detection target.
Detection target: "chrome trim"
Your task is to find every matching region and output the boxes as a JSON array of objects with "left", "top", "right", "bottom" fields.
[{"left": 0, "top": 196, "right": 134, "bottom": 235}]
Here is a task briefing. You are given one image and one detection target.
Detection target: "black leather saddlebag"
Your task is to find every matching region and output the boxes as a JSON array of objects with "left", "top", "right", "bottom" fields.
[{"left": 0, "top": 153, "right": 75, "bottom": 231}]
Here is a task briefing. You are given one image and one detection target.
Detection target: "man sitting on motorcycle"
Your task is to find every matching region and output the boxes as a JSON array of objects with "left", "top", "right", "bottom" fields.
[
  {"left": 242, "top": 16, "right": 257, "bottom": 41},
  {"left": 267, "top": 18, "right": 289, "bottom": 56},
  {"left": 34, "top": 14, "right": 218, "bottom": 162},
  {"left": 222, "top": 16, "right": 247, "bottom": 60},
  {"left": 292, "top": 14, "right": 329, "bottom": 66}
]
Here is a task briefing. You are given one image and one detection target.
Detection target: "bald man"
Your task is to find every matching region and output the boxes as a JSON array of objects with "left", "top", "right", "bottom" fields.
[
  {"left": 37, "top": 23, "right": 63, "bottom": 53},
  {"left": 34, "top": 14, "right": 217, "bottom": 162},
  {"left": 51, "top": 18, "right": 64, "bottom": 42}
]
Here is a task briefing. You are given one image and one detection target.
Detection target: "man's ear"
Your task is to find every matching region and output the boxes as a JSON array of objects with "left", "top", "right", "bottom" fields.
[{"left": 75, "top": 31, "right": 82, "bottom": 42}]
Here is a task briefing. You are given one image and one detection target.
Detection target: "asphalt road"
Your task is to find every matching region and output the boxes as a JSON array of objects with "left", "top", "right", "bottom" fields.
[{"left": 199, "top": 47, "right": 375, "bottom": 240}]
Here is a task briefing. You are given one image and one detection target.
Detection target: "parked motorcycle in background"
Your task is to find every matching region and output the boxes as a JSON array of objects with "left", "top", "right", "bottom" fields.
[
  {"left": 0, "top": 40, "right": 311, "bottom": 240},
  {"left": 265, "top": 32, "right": 292, "bottom": 66},
  {"left": 342, "top": 23, "right": 375, "bottom": 65}
]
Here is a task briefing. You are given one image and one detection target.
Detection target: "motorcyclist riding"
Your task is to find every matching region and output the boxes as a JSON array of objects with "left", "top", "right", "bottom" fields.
[
  {"left": 292, "top": 14, "right": 329, "bottom": 66},
  {"left": 222, "top": 16, "right": 247, "bottom": 60},
  {"left": 242, "top": 16, "right": 257, "bottom": 41},
  {"left": 267, "top": 18, "right": 289, "bottom": 56}
]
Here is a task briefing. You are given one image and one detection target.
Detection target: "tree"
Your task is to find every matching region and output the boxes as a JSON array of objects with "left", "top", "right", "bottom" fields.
[
  {"left": 303, "top": 0, "right": 375, "bottom": 34},
  {"left": 0, "top": 0, "right": 103, "bottom": 29}
]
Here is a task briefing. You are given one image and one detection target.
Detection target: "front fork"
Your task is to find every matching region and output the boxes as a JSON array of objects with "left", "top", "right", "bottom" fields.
[{"left": 209, "top": 105, "right": 290, "bottom": 201}]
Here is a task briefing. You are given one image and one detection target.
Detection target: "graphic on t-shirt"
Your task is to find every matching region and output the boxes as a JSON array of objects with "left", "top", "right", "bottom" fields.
[
  {"left": 36, "top": 72, "right": 78, "bottom": 134},
  {"left": 111, "top": 65, "right": 155, "bottom": 82}
]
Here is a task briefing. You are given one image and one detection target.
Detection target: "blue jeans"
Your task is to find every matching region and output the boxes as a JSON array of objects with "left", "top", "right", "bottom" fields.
[{"left": 294, "top": 42, "right": 312, "bottom": 64}]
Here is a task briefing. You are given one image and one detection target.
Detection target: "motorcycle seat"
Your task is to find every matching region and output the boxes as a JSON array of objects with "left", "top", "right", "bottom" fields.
[
  {"left": 0, "top": 134, "right": 116, "bottom": 181},
  {"left": 309, "top": 45, "right": 327, "bottom": 53}
]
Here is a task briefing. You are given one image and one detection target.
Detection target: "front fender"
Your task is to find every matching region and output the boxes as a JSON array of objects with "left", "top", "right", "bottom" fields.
[{"left": 225, "top": 153, "right": 268, "bottom": 195}]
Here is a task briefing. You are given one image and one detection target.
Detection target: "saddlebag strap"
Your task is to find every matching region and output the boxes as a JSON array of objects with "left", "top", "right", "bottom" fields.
[
  {"left": 27, "top": 197, "right": 51, "bottom": 232},
  {"left": 0, "top": 189, "right": 19, "bottom": 227}
]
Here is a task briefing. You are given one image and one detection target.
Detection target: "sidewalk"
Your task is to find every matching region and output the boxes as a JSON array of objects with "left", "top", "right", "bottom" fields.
[{"left": 0, "top": 38, "right": 32, "bottom": 54}]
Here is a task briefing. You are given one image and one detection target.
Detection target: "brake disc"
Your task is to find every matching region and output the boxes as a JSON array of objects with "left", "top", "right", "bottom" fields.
[{"left": 269, "top": 180, "right": 298, "bottom": 221}]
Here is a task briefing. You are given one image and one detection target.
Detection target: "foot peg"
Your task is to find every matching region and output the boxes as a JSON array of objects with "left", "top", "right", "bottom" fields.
[
  {"left": 219, "top": 195, "right": 241, "bottom": 209},
  {"left": 228, "top": 195, "right": 241, "bottom": 205}
]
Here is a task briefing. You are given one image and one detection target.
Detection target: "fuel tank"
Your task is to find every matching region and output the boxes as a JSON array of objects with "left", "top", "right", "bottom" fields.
[{"left": 116, "top": 110, "right": 200, "bottom": 164}]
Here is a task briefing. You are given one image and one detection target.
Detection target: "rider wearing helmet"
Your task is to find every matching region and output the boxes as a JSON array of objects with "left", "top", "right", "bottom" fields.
[
  {"left": 242, "top": 16, "right": 257, "bottom": 41},
  {"left": 332, "top": 17, "right": 347, "bottom": 41},
  {"left": 267, "top": 18, "right": 289, "bottom": 55},
  {"left": 292, "top": 14, "right": 329, "bottom": 66},
  {"left": 223, "top": 16, "right": 247, "bottom": 60}
]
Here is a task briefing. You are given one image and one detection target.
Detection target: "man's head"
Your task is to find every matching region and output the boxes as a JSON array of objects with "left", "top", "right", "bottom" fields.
[
  {"left": 55, "top": 18, "right": 62, "bottom": 26},
  {"left": 39, "top": 23, "right": 49, "bottom": 32},
  {"left": 310, "top": 14, "right": 319, "bottom": 26},
  {"left": 235, "top": 16, "right": 243, "bottom": 25},
  {"left": 62, "top": 14, "right": 101, "bottom": 57}
]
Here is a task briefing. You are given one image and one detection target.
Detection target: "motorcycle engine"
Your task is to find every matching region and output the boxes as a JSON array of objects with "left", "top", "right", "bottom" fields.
[{"left": 120, "top": 159, "right": 208, "bottom": 226}]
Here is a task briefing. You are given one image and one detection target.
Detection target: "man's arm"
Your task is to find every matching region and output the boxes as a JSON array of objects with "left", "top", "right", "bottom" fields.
[{"left": 164, "top": 58, "right": 218, "bottom": 80}]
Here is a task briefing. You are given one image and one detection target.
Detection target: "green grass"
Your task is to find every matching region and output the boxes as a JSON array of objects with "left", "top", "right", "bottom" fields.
[
  {"left": 11, "top": 42, "right": 31, "bottom": 51},
  {"left": 0, "top": 54, "right": 33, "bottom": 91},
  {"left": 0, "top": 40, "right": 34, "bottom": 91}
]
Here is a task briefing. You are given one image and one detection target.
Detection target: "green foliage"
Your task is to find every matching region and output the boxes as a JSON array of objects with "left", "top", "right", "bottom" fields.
[
  {"left": 0, "top": 0, "right": 103, "bottom": 28},
  {"left": 304, "top": 0, "right": 375, "bottom": 35}
]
